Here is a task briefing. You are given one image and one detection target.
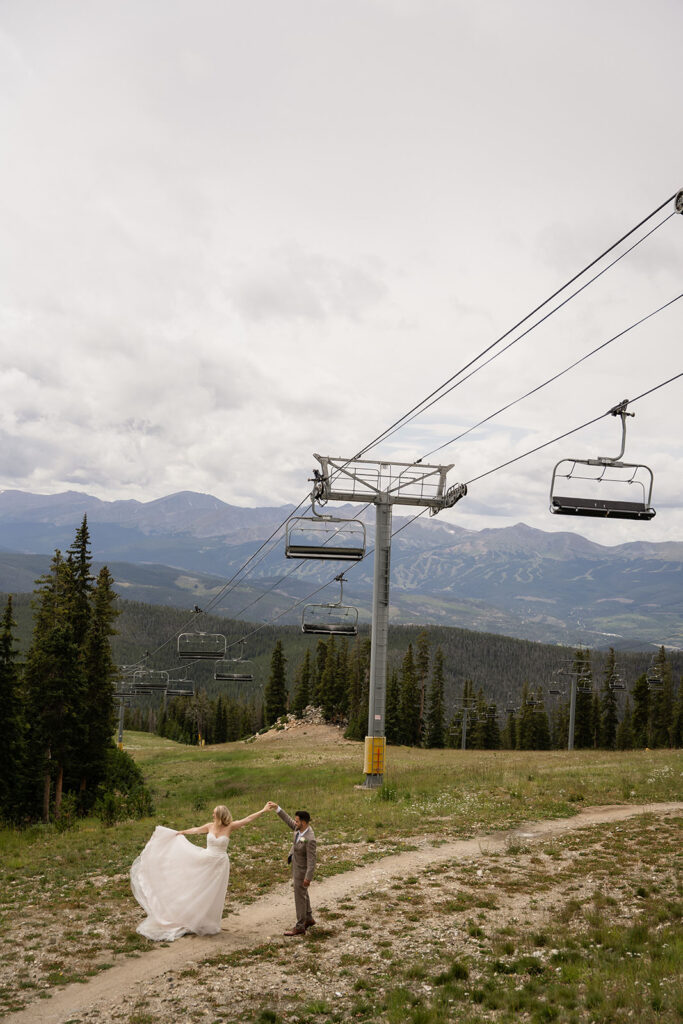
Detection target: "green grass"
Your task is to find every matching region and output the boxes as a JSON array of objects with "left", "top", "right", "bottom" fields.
[{"left": 0, "top": 729, "right": 681, "bottom": 1019}]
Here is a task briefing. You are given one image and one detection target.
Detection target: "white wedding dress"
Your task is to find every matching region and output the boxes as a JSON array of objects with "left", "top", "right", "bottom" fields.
[{"left": 130, "top": 825, "right": 230, "bottom": 940}]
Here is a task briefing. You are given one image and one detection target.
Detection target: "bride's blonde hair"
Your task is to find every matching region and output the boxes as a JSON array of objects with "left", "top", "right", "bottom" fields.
[{"left": 213, "top": 805, "right": 232, "bottom": 826}]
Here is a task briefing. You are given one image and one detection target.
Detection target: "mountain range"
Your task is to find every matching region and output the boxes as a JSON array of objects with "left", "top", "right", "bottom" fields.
[{"left": 1, "top": 488, "right": 681, "bottom": 651}]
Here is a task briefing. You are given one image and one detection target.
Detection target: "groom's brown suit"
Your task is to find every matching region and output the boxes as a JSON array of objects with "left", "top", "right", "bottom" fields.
[{"left": 277, "top": 808, "right": 317, "bottom": 931}]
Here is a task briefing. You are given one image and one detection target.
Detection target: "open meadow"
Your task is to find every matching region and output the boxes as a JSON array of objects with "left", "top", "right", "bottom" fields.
[{"left": 0, "top": 723, "right": 681, "bottom": 1024}]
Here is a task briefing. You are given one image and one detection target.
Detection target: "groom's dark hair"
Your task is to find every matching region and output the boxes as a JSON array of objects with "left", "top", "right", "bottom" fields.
[{"left": 295, "top": 811, "right": 310, "bottom": 822}]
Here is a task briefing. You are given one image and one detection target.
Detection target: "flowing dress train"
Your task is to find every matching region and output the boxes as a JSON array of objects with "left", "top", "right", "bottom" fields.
[{"left": 130, "top": 825, "right": 230, "bottom": 941}]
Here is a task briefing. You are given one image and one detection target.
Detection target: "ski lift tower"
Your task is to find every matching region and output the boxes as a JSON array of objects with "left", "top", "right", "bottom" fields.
[{"left": 311, "top": 454, "right": 467, "bottom": 787}]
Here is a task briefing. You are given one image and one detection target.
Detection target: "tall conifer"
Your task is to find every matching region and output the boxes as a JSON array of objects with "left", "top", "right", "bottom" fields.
[
  {"left": 425, "top": 647, "right": 445, "bottom": 748},
  {"left": 0, "top": 597, "right": 26, "bottom": 820},
  {"left": 264, "top": 640, "right": 288, "bottom": 725}
]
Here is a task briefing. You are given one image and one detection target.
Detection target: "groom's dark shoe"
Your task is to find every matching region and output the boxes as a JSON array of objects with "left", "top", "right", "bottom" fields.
[{"left": 284, "top": 927, "right": 306, "bottom": 936}]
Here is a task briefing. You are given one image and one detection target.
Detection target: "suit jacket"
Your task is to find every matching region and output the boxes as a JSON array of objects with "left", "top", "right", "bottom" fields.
[{"left": 278, "top": 808, "right": 317, "bottom": 881}]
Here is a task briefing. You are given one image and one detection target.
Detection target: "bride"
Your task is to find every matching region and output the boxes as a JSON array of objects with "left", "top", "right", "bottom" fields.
[{"left": 130, "top": 802, "right": 272, "bottom": 941}]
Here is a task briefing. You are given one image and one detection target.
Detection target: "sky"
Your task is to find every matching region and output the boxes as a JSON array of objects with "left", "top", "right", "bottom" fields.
[{"left": 1, "top": 0, "right": 682, "bottom": 546}]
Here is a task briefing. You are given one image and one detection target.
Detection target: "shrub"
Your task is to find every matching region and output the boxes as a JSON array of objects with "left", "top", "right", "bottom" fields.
[{"left": 93, "top": 746, "right": 154, "bottom": 825}]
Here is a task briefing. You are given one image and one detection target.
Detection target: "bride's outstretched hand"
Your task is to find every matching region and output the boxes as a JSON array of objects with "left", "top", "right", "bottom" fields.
[{"left": 266, "top": 801, "right": 278, "bottom": 811}]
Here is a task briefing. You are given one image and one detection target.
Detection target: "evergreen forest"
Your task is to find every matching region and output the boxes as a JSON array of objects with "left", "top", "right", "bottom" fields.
[{"left": 2, "top": 521, "right": 682, "bottom": 830}]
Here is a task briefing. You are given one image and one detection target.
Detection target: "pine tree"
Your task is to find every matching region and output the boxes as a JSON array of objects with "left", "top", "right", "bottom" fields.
[
  {"left": 649, "top": 647, "right": 674, "bottom": 748},
  {"left": 398, "top": 644, "right": 420, "bottom": 746},
  {"left": 573, "top": 649, "right": 593, "bottom": 749},
  {"left": 425, "top": 647, "right": 445, "bottom": 748},
  {"left": 214, "top": 695, "right": 228, "bottom": 743},
  {"left": 345, "top": 639, "right": 370, "bottom": 742},
  {"left": 384, "top": 669, "right": 401, "bottom": 745},
  {"left": 24, "top": 616, "right": 84, "bottom": 820},
  {"left": 500, "top": 709, "right": 517, "bottom": 750},
  {"left": 66, "top": 516, "right": 94, "bottom": 647},
  {"left": 616, "top": 696, "right": 634, "bottom": 750},
  {"left": 0, "top": 597, "right": 26, "bottom": 821},
  {"left": 78, "top": 567, "right": 118, "bottom": 802},
  {"left": 291, "top": 649, "right": 312, "bottom": 717},
  {"left": 631, "top": 673, "right": 649, "bottom": 747},
  {"left": 480, "top": 697, "right": 501, "bottom": 750},
  {"left": 335, "top": 639, "right": 350, "bottom": 719},
  {"left": 320, "top": 637, "right": 338, "bottom": 721},
  {"left": 264, "top": 640, "right": 288, "bottom": 725},
  {"left": 310, "top": 640, "right": 328, "bottom": 707},
  {"left": 415, "top": 631, "right": 430, "bottom": 745},
  {"left": 672, "top": 676, "right": 683, "bottom": 749},
  {"left": 550, "top": 701, "right": 569, "bottom": 750},
  {"left": 599, "top": 648, "right": 619, "bottom": 750},
  {"left": 517, "top": 682, "right": 536, "bottom": 750}
]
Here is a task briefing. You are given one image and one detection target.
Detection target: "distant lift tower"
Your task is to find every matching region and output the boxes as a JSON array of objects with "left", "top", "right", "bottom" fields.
[{"left": 311, "top": 455, "right": 467, "bottom": 787}]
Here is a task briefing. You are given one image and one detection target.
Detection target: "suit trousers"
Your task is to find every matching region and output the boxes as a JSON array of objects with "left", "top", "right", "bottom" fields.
[{"left": 293, "top": 868, "right": 313, "bottom": 929}]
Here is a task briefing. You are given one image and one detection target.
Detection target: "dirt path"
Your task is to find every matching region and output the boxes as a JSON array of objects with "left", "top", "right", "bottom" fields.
[{"left": 7, "top": 801, "right": 682, "bottom": 1024}]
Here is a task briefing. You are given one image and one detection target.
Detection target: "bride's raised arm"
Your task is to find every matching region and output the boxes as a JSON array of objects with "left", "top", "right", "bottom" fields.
[
  {"left": 228, "top": 803, "right": 272, "bottom": 832},
  {"left": 176, "top": 823, "right": 212, "bottom": 836}
]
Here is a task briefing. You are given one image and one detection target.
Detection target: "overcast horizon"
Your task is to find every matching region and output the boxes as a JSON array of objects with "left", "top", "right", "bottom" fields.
[{"left": 1, "top": 0, "right": 681, "bottom": 548}]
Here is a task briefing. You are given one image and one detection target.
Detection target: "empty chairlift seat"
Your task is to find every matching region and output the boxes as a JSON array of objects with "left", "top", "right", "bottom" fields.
[
  {"left": 177, "top": 632, "right": 227, "bottom": 660},
  {"left": 549, "top": 401, "right": 656, "bottom": 522},
  {"left": 301, "top": 602, "right": 358, "bottom": 636},
  {"left": 214, "top": 659, "right": 254, "bottom": 682},
  {"left": 285, "top": 516, "right": 366, "bottom": 561},
  {"left": 549, "top": 459, "right": 655, "bottom": 520}
]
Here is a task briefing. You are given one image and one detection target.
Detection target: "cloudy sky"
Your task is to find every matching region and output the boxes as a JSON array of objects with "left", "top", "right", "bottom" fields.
[{"left": 1, "top": 0, "right": 681, "bottom": 545}]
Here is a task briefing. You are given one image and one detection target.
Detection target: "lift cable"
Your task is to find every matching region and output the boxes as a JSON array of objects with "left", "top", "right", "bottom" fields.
[
  {"left": 464, "top": 372, "right": 683, "bottom": 487},
  {"left": 420, "top": 291, "right": 683, "bottom": 461},
  {"left": 349, "top": 190, "right": 679, "bottom": 462},
  {"left": 399, "top": 214, "right": 676, "bottom": 461}
]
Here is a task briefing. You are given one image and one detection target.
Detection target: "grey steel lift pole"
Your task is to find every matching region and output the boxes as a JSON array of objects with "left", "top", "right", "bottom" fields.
[{"left": 311, "top": 455, "right": 466, "bottom": 788}]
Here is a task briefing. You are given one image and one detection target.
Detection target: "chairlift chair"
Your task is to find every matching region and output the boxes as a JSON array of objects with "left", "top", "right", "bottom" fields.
[
  {"left": 177, "top": 632, "right": 227, "bottom": 660},
  {"left": 214, "top": 659, "right": 254, "bottom": 682},
  {"left": 132, "top": 669, "right": 169, "bottom": 691},
  {"left": 646, "top": 658, "right": 664, "bottom": 690},
  {"left": 285, "top": 509, "right": 366, "bottom": 561},
  {"left": 549, "top": 401, "right": 655, "bottom": 521},
  {"left": 609, "top": 673, "right": 626, "bottom": 691},
  {"left": 301, "top": 574, "right": 359, "bottom": 636},
  {"left": 166, "top": 683, "right": 195, "bottom": 698}
]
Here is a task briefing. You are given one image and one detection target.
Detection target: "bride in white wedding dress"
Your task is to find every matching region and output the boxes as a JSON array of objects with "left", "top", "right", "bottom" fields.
[{"left": 131, "top": 802, "right": 272, "bottom": 941}]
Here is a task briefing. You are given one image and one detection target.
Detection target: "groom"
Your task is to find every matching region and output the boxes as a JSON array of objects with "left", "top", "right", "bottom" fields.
[{"left": 268, "top": 801, "right": 317, "bottom": 935}]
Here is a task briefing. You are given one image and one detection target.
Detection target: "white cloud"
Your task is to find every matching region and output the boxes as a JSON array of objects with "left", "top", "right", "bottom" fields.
[{"left": 0, "top": 0, "right": 680, "bottom": 548}]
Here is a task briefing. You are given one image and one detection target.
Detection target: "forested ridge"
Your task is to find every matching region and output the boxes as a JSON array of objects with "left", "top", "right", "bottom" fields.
[
  {"left": 4, "top": 589, "right": 681, "bottom": 709},
  {"left": 3, "top": 538, "right": 681, "bottom": 805}
]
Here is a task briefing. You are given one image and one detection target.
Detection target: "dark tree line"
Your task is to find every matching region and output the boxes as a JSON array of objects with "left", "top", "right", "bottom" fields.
[
  {"left": 270, "top": 634, "right": 683, "bottom": 752},
  {"left": 0, "top": 518, "right": 149, "bottom": 825},
  {"left": 133, "top": 630, "right": 683, "bottom": 754}
]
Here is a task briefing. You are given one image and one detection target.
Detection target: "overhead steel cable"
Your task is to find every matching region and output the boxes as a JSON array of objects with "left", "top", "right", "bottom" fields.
[
  {"left": 351, "top": 190, "right": 679, "bottom": 461},
  {"left": 401, "top": 213, "right": 677, "bottom": 460},
  {"left": 464, "top": 372, "right": 683, "bottom": 487},
  {"left": 421, "top": 291, "right": 683, "bottom": 461}
]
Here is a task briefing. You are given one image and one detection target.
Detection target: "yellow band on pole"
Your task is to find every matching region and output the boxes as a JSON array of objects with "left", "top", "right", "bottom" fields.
[{"left": 363, "top": 736, "right": 386, "bottom": 775}]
